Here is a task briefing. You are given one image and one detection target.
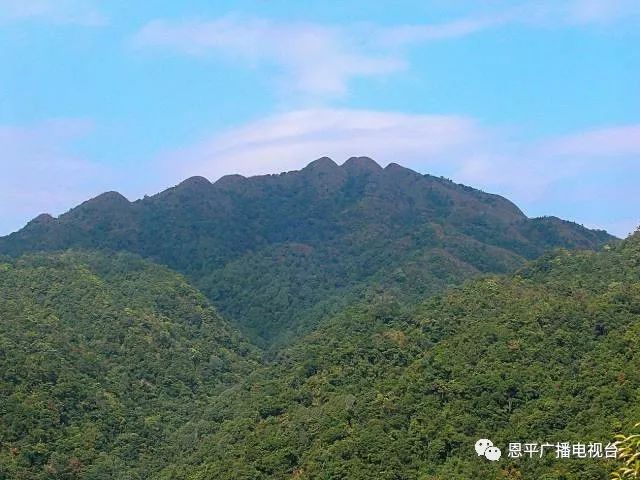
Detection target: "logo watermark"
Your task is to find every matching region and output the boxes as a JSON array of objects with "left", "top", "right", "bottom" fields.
[
  {"left": 475, "top": 439, "right": 502, "bottom": 461},
  {"left": 476, "top": 439, "right": 618, "bottom": 462}
]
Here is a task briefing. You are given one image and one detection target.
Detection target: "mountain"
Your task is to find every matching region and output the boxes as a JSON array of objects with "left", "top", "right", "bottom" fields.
[
  {"left": 0, "top": 251, "right": 258, "bottom": 479},
  {"left": 0, "top": 158, "right": 634, "bottom": 479},
  {"left": 0, "top": 157, "right": 616, "bottom": 345},
  {"left": 156, "top": 232, "right": 640, "bottom": 480}
]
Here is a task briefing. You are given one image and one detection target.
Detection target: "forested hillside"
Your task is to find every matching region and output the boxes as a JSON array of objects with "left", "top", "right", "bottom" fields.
[
  {"left": 0, "top": 158, "right": 615, "bottom": 345},
  {"left": 154, "top": 232, "right": 640, "bottom": 480},
  {"left": 0, "top": 252, "right": 258, "bottom": 479},
  {"left": 0, "top": 159, "right": 632, "bottom": 480}
]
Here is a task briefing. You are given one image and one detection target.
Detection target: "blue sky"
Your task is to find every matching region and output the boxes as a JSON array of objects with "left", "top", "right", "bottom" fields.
[{"left": 1, "top": 0, "right": 639, "bottom": 237}]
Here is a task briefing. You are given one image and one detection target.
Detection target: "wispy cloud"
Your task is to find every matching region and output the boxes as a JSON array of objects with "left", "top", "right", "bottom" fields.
[
  {"left": 2, "top": 113, "right": 637, "bottom": 237},
  {"left": 131, "top": 12, "right": 519, "bottom": 98},
  {"left": 132, "top": 16, "right": 403, "bottom": 98},
  {"left": 538, "top": 125, "right": 640, "bottom": 157},
  {"left": 131, "top": 2, "right": 639, "bottom": 99},
  {"left": 158, "top": 108, "right": 491, "bottom": 179},
  {"left": 0, "top": 0, "right": 107, "bottom": 26},
  {"left": 377, "top": 14, "right": 514, "bottom": 46},
  {"left": 157, "top": 109, "right": 541, "bottom": 201},
  {"left": 156, "top": 108, "right": 639, "bottom": 236}
]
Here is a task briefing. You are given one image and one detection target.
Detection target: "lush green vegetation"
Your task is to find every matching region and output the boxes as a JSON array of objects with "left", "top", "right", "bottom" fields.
[
  {"left": 0, "top": 251, "right": 258, "bottom": 479},
  {"left": 0, "top": 241, "right": 636, "bottom": 478},
  {"left": 0, "top": 160, "right": 633, "bottom": 479},
  {"left": 0, "top": 158, "right": 614, "bottom": 345},
  {"left": 154, "top": 233, "right": 640, "bottom": 480}
]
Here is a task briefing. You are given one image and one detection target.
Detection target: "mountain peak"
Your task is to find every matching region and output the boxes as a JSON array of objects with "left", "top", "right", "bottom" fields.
[
  {"left": 88, "top": 191, "right": 130, "bottom": 206},
  {"left": 384, "top": 162, "right": 422, "bottom": 179},
  {"left": 177, "top": 176, "right": 212, "bottom": 189},
  {"left": 214, "top": 174, "right": 247, "bottom": 189},
  {"left": 30, "top": 213, "right": 55, "bottom": 224},
  {"left": 303, "top": 157, "right": 339, "bottom": 172},
  {"left": 342, "top": 156, "right": 383, "bottom": 174},
  {"left": 64, "top": 191, "right": 131, "bottom": 222},
  {"left": 0, "top": 157, "right": 616, "bottom": 346},
  {"left": 21, "top": 213, "right": 56, "bottom": 233}
]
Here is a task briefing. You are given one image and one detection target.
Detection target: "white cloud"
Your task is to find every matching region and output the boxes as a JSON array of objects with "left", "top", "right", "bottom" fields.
[
  {"left": 0, "top": 0, "right": 107, "bottom": 26},
  {"left": 154, "top": 108, "right": 639, "bottom": 237},
  {"left": 158, "top": 108, "right": 492, "bottom": 180},
  {"left": 538, "top": 125, "right": 640, "bottom": 157},
  {"left": 2, "top": 112, "right": 637, "bottom": 238},
  {"left": 131, "top": 2, "right": 639, "bottom": 99},
  {"left": 133, "top": 16, "right": 403, "bottom": 97},
  {"left": 0, "top": 119, "right": 110, "bottom": 234},
  {"left": 377, "top": 14, "right": 514, "bottom": 46},
  {"left": 156, "top": 108, "right": 546, "bottom": 206},
  {"left": 160, "top": 109, "right": 640, "bottom": 185}
]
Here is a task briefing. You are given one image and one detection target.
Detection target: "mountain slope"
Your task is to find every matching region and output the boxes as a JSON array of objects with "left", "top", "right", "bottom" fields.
[
  {"left": 0, "top": 158, "right": 616, "bottom": 344},
  {"left": 0, "top": 251, "right": 258, "bottom": 479},
  {"left": 159, "top": 232, "right": 640, "bottom": 480}
]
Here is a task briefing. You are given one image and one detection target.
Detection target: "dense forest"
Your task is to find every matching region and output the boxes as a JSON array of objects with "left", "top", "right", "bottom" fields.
[
  {"left": 0, "top": 252, "right": 257, "bottom": 479},
  {"left": 0, "top": 159, "right": 636, "bottom": 479},
  {"left": 154, "top": 231, "right": 640, "bottom": 479},
  {"left": 0, "top": 158, "right": 613, "bottom": 345}
]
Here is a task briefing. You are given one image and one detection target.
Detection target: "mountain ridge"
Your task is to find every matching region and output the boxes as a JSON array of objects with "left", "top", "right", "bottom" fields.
[
  {"left": 0, "top": 157, "right": 617, "bottom": 344},
  {"left": 6, "top": 158, "right": 611, "bottom": 240}
]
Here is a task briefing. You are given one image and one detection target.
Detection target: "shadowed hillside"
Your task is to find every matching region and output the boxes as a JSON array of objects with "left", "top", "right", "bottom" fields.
[{"left": 0, "top": 158, "right": 616, "bottom": 345}]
